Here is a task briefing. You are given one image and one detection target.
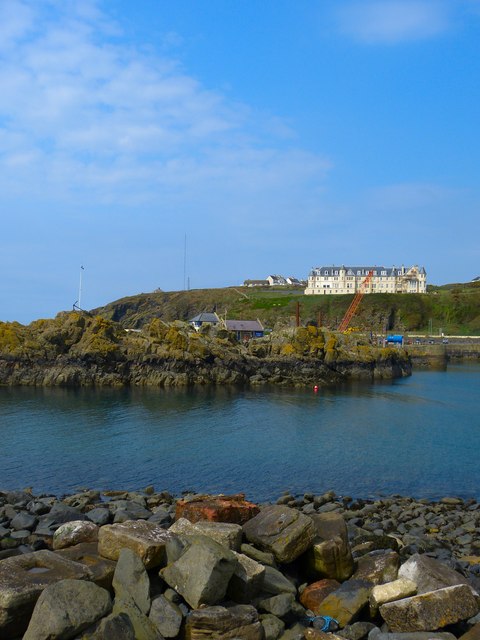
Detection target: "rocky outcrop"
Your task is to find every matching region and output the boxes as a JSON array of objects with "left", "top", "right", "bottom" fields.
[{"left": 0, "top": 313, "right": 412, "bottom": 387}]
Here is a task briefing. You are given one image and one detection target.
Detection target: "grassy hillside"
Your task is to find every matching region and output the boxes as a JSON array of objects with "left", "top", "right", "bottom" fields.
[{"left": 93, "top": 281, "right": 480, "bottom": 336}]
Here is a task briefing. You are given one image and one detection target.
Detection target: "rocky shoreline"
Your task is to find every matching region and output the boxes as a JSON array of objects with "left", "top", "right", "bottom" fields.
[
  {"left": 0, "top": 314, "right": 412, "bottom": 387},
  {"left": 2, "top": 487, "right": 480, "bottom": 639}
]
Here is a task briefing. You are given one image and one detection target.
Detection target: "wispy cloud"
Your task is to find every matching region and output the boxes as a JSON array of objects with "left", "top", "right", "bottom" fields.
[
  {"left": 0, "top": 0, "right": 330, "bottom": 214},
  {"left": 336, "top": 0, "right": 452, "bottom": 44}
]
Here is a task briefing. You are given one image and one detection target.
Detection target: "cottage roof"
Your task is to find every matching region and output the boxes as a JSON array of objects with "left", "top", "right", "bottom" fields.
[
  {"left": 225, "top": 319, "right": 264, "bottom": 332},
  {"left": 189, "top": 312, "right": 220, "bottom": 323}
]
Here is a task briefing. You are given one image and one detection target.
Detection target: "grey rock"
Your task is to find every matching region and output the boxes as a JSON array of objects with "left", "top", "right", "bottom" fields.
[
  {"left": 0, "top": 549, "right": 92, "bottom": 638},
  {"left": 112, "top": 598, "right": 163, "bottom": 640},
  {"left": 160, "top": 535, "right": 238, "bottom": 608},
  {"left": 373, "top": 634, "right": 456, "bottom": 640},
  {"left": 149, "top": 594, "right": 183, "bottom": 638},
  {"left": 398, "top": 553, "right": 475, "bottom": 594},
  {"left": 259, "top": 593, "right": 295, "bottom": 618},
  {"left": 148, "top": 507, "right": 172, "bottom": 528},
  {"left": 262, "top": 565, "right": 297, "bottom": 596},
  {"left": 243, "top": 505, "right": 315, "bottom": 564},
  {"left": 228, "top": 551, "right": 266, "bottom": 603},
  {"left": 241, "top": 542, "right": 277, "bottom": 567},
  {"left": 113, "top": 548, "right": 151, "bottom": 615},
  {"left": 83, "top": 612, "right": 136, "bottom": 639},
  {"left": 87, "top": 508, "right": 111, "bottom": 526},
  {"left": 339, "top": 621, "right": 377, "bottom": 640},
  {"left": 23, "top": 578, "right": 112, "bottom": 640},
  {"left": 260, "top": 613, "right": 286, "bottom": 640},
  {"left": 47, "top": 502, "right": 87, "bottom": 525},
  {"left": 10, "top": 512, "right": 37, "bottom": 531}
]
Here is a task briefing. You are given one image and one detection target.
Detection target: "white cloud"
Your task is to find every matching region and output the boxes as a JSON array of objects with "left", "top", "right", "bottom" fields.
[
  {"left": 336, "top": 0, "right": 452, "bottom": 44},
  {"left": 0, "top": 0, "right": 331, "bottom": 219}
]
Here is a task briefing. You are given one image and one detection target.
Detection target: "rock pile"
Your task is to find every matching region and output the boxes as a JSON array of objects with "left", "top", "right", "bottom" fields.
[{"left": 1, "top": 488, "right": 480, "bottom": 639}]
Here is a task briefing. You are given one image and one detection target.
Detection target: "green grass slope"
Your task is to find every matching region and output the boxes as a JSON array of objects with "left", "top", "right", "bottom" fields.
[{"left": 92, "top": 281, "right": 480, "bottom": 336}]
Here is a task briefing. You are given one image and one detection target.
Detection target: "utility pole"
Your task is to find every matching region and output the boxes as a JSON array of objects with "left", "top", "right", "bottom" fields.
[
  {"left": 78, "top": 266, "right": 84, "bottom": 310},
  {"left": 183, "top": 234, "right": 187, "bottom": 291}
]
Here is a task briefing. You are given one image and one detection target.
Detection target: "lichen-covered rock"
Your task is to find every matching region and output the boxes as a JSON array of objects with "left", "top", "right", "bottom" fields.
[
  {"left": 98, "top": 520, "right": 176, "bottom": 568},
  {"left": 169, "top": 517, "right": 242, "bottom": 550},
  {"left": 52, "top": 519, "right": 99, "bottom": 550},
  {"left": 379, "top": 584, "right": 479, "bottom": 632},
  {"left": 185, "top": 604, "right": 264, "bottom": 640},
  {"left": 369, "top": 577, "right": 417, "bottom": 616},
  {"left": 242, "top": 505, "right": 315, "bottom": 564},
  {"left": 315, "top": 579, "right": 372, "bottom": 628},
  {"left": 352, "top": 550, "right": 400, "bottom": 585}
]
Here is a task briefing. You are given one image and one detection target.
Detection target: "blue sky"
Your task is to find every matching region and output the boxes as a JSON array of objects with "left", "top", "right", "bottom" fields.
[{"left": 1, "top": 0, "right": 479, "bottom": 323}]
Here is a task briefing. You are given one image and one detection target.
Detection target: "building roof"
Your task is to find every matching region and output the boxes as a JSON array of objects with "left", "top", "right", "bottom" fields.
[
  {"left": 189, "top": 312, "right": 220, "bottom": 324},
  {"left": 309, "top": 265, "right": 426, "bottom": 277},
  {"left": 225, "top": 319, "right": 264, "bottom": 332},
  {"left": 244, "top": 279, "right": 269, "bottom": 285}
]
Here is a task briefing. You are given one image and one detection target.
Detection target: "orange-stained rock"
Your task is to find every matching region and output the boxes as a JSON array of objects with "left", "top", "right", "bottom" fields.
[
  {"left": 300, "top": 579, "right": 341, "bottom": 614},
  {"left": 175, "top": 494, "right": 260, "bottom": 525}
]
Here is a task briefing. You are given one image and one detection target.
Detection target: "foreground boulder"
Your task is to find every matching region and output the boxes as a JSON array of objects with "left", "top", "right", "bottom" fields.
[
  {"left": 98, "top": 520, "right": 176, "bottom": 568},
  {"left": 175, "top": 494, "right": 260, "bottom": 525},
  {"left": 0, "top": 549, "right": 92, "bottom": 638},
  {"left": 379, "top": 584, "right": 479, "bottom": 632},
  {"left": 185, "top": 604, "right": 264, "bottom": 639},
  {"left": 161, "top": 536, "right": 238, "bottom": 608},
  {"left": 305, "top": 513, "right": 355, "bottom": 582},
  {"left": 315, "top": 579, "right": 372, "bottom": 627},
  {"left": 23, "top": 578, "right": 112, "bottom": 640},
  {"left": 242, "top": 505, "right": 315, "bottom": 564},
  {"left": 299, "top": 578, "right": 341, "bottom": 614},
  {"left": 52, "top": 519, "right": 99, "bottom": 550},
  {"left": 170, "top": 517, "right": 243, "bottom": 550},
  {"left": 398, "top": 553, "right": 475, "bottom": 594}
]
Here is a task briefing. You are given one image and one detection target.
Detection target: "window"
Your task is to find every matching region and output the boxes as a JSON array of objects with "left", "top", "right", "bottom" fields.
[{"left": 325, "top": 270, "right": 329, "bottom": 275}]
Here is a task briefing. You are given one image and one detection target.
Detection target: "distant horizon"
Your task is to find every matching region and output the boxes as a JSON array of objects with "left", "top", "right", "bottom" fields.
[{"left": 1, "top": 1, "right": 479, "bottom": 324}]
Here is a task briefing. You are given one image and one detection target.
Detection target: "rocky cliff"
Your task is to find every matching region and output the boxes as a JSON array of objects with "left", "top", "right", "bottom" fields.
[{"left": 0, "top": 313, "right": 411, "bottom": 387}]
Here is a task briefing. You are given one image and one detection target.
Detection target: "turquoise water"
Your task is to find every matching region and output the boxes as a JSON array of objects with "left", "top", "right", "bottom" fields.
[{"left": 1, "top": 364, "right": 479, "bottom": 502}]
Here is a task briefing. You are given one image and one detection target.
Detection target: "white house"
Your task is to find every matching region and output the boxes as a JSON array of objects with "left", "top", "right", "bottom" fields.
[{"left": 304, "top": 265, "right": 427, "bottom": 295}]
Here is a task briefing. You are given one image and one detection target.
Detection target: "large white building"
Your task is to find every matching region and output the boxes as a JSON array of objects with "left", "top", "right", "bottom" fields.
[{"left": 305, "top": 265, "right": 427, "bottom": 295}]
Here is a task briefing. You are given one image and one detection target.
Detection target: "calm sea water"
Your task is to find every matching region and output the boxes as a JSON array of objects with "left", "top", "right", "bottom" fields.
[{"left": 1, "top": 364, "right": 479, "bottom": 502}]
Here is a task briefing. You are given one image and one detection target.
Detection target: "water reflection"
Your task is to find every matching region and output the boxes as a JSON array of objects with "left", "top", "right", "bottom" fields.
[{"left": 0, "top": 364, "right": 479, "bottom": 501}]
